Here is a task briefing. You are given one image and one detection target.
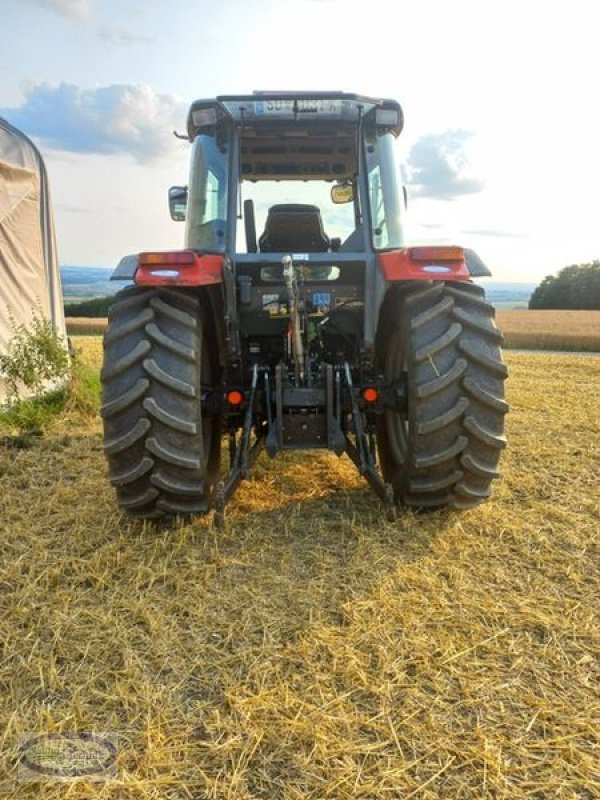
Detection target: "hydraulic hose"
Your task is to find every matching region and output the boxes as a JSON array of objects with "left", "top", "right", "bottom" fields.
[{"left": 282, "top": 255, "right": 305, "bottom": 383}]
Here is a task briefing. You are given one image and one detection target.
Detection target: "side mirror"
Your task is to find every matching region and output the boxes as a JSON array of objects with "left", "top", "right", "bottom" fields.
[
  {"left": 331, "top": 181, "right": 354, "bottom": 204},
  {"left": 168, "top": 185, "right": 188, "bottom": 221}
]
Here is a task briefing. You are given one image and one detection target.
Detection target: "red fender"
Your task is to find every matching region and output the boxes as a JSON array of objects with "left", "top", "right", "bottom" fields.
[
  {"left": 378, "top": 246, "right": 470, "bottom": 282},
  {"left": 134, "top": 250, "right": 223, "bottom": 287}
]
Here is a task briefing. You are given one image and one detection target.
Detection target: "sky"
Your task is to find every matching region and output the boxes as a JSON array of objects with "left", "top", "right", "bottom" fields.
[{"left": 1, "top": 0, "right": 599, "bottom": 282}]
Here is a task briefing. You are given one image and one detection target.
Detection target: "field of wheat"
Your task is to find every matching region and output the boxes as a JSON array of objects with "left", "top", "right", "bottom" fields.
[
  {"left": 496, "top": 310, "right": 600, "bottom": 351},
  {"left": 65, "top": 317, "right": 108, "bottom": 336},
  {"left": 0, "top": 339, "right": 598, "bottom": 799}
]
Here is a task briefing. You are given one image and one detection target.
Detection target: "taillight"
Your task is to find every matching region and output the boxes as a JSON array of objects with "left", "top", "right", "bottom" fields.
[
  {"left": 410, "top": 246, "right": 464, "bottom": 262},
  {"left": 139, "top": 251, "right": 197, "bottom": 267},
  {"left": 362, "top": 387, "right": 379, "bottom": 403},
  {"left": 226, "top": 390, "right": 244, "bottom": 406}
]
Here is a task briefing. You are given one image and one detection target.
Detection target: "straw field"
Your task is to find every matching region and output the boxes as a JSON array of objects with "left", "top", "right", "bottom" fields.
[
  {"left": 496, "top": 310, "right": 600, "bottom": 351},
  {"left": 1, "top": 339, "right": 599, "bottom": 798},
  {"left": 66, "top": 317, "right": 108, "bottom": 336}
]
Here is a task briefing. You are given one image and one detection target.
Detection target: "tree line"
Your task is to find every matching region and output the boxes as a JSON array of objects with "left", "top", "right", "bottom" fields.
[
  {"left": 64, "top": 296, "right": 113, "bottom": 317},
  {"left": 529, "top": 261, "right": 600, "bottom": 309}
]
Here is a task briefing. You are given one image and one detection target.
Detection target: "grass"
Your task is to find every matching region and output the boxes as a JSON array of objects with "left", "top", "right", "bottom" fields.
[
  {"left": 497, "top": 309, "right": 600, "bottom": 351},
  {"left": 0, "top": 339, "right": 598, "bottom": 798},
  {"left": 0, "top": 341, "right": 101, "bottom": 438},
  {"left": 0, "top": 387, "right": 67, "bottom": 440}
]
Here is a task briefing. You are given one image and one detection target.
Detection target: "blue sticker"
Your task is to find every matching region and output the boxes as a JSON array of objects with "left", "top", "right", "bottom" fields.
[{"left": 313, "top": 293, "right": 331, "bottom": 308}]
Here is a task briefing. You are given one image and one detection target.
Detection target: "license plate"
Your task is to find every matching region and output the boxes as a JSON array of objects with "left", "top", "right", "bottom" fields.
[{"left": 254, "top": 99, "right": 341, "bottom": 116}]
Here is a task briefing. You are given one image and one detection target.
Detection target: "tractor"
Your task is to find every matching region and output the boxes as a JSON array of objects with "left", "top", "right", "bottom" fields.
[{"left": 101, "top": 92, "right": 508, "bottom": 525}]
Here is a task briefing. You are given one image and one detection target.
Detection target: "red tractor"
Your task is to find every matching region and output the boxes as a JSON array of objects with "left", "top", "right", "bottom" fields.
[{"left": 101, "top": 92, "right": 508, "bottom": 524}]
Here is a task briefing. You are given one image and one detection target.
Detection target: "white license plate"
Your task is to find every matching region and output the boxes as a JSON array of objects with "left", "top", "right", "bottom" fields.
[{"left": 254, "top": 99, "right": 341, "bottom": 115}]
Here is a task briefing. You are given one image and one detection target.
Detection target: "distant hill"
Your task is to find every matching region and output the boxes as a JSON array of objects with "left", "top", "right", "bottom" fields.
[
  {"left": 60, "top": 266, "right": 535, "bottom": 309},
  {"left": 61, "top": 266, "right": 119, "bottom": 301},
  {"left": 478, "top": 282, "right": 536, "bottom": 309}
]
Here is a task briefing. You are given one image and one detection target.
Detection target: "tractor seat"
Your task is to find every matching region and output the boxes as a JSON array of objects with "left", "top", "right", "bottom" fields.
[{"left": 258, "top": 204, "right": 330, "bottom": 253}]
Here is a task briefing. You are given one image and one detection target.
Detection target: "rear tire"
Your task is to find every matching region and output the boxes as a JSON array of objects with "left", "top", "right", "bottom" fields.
[
  {"left": 376, "top": 281, "right": 508, "bottom": 509},
  {"left": 101, "top": 286, "right": 221, "bottom": 519}
]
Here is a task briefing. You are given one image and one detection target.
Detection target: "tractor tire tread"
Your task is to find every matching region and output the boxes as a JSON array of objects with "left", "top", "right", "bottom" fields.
[
  {"left": 458, "top": 340, "right": 509, "bottom": 378},
  {"left": 143, "top": 357, "right": 197, "bottom": 398},
  {"left": 463, "top": 415, "right": 508, "bottom": 449},
  {"left": 100, "top": 340, "right": 151, "bottom": 381},
  {"left": 150, "top": 296, "right": 199, "bottom": 328},
  {"left": 118, "top": 487, "right": 159, "bottom": 510},
  {"left": 146, "top": 436, "right": 202, "bottom": 470},
  {"left": 376, "top": 280, "right": 508, "bottom": 510},
  {"left": 110, "top": 456, "right": 154, "bottom": 487},
  {"left": 104, "top": 307, "right": 154, "bottom": 345},
  {"left": 104, "top": 418, "right": 151, "bottom": 455},
  {"left": 416, "top": 358, "right": 468, "bottom": 399},
  {"left": 143, "top": 397, "right": 198, "bottom": 434},
  {"left": 416, "top": 396, "right": 469, "bottom": 435},
  {"left": 101, "top": 286, "right": 220, "bottom": 520},
  {"left": 409, "top": 469, "right": 464, "bottom": 493},
  {"left": 463, "top": 377, "right": 509, "bottom": 414},
  {"left": 452, "top": 306, "right": 504, "bottom": 342},
  {"left": 145, "top": 322, "right": 197, "bottom": 362},
  {"left": 151, "top": 470, "right": 204, "bottom": 495},
  {"left": 107, "top": 288, "right": 155, "bottom": 319},
  {"left": 100, "top": 378, "right": 149, "bottom": 419},
  {"left": 414, "top": 322, "right": 462, "bottom": 362},
  {"left": 411, "top": 296, "right": 454, "bottom": 330}
]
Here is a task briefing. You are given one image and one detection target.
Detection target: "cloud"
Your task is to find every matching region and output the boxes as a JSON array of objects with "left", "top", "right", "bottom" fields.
[
  {"left": 461, "top": 228, "right": 528, "bottom": 238},
  {"left": 406, "top": 130, "right": 484, "bottom": 200},
  {"left": 1, "top": 83, "right": 186, "bottom": 162},
  {"left": 25, "top": 0, "right": 90, "bottom": 18},
  {"left": 98, "top": 26, "right": 154, "bottom": 46}
]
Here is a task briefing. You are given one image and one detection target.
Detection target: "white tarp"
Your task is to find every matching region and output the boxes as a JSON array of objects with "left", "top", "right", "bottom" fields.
[{"left": 0, "top": 118, "right": 66, "bottom": 401}]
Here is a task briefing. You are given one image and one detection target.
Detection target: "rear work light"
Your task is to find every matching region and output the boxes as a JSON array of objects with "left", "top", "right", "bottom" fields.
[
  {"left": 375, "top": 108, "right": 400, "bottom": 127},
  {"left": 191, "top": 106, "right": 218, "bottom": 128},
  {"left": 135, "top": 251, "right": 223, "bottom": 287}
]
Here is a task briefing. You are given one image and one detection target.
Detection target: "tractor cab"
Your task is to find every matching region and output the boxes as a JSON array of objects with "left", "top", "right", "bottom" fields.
[
  {"left": 178, "top": 92, "right": 405, "bottom": 256},
  {"left": 166, "top": 93, "right": 409, "bottom": 359}
]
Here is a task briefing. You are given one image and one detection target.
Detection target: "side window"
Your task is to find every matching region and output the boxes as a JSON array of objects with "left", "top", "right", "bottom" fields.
[
  {"left": 368, "top": 163, "right": 389, "bottom": 249},
  {"left": 186, "top": 134, "right": 229, "bottom": 251},
  {"left": 205, "top": 169, "right": 221, "bottom": 221},
  {"left": 365, "top": 132, "right": 405, "bottom": 251}
]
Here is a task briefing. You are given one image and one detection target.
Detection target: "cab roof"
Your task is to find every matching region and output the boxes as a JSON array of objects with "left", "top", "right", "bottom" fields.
[{"left": 186, "top": 91, "right": 403, "bottom": 140}]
